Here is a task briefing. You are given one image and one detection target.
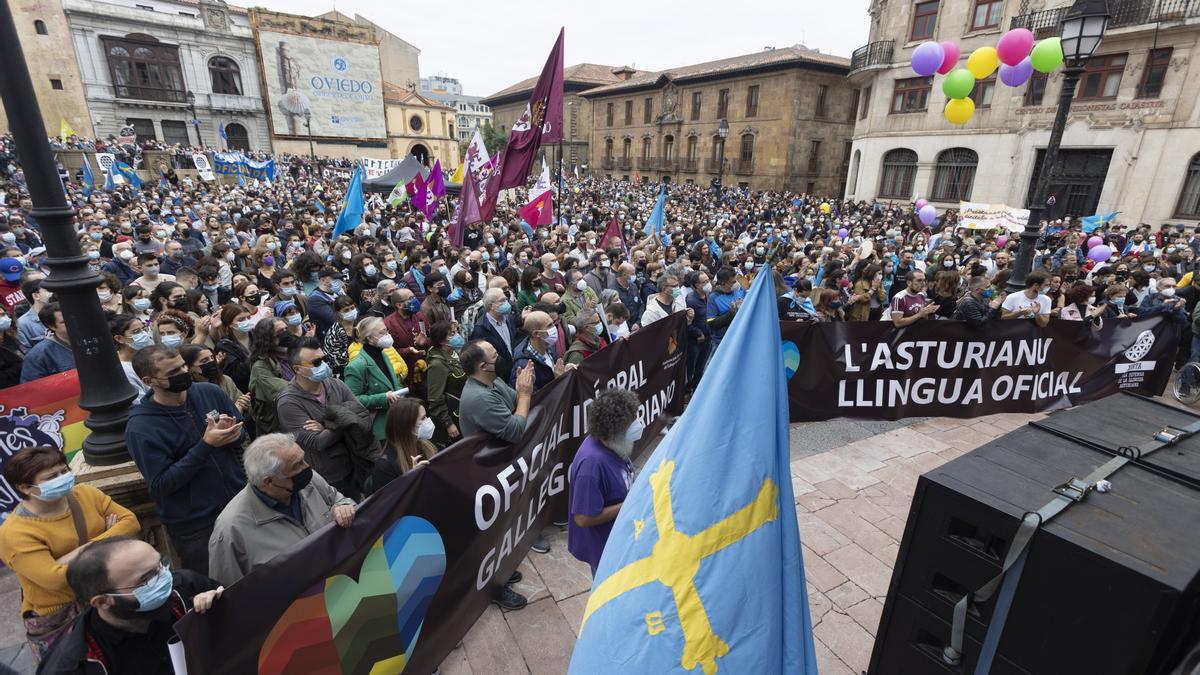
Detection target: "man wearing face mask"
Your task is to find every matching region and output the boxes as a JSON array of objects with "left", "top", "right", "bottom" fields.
[
  {"left": 40, "top": 537, "right": 223, "bottom": 675},
  {"left": 307, "top": 268, "right": 343, "bottom": 341},
  {"left": 16, "top": 277, "right": 50, "bottom": 354},
  {"left": 469, "top": 288, "right": 518, "bottom": 383},
  {"left": 583, "top": 251, "right": 612, "bottom": 296},
  {"left": 126, "top": 346, "right": 246, "bottom": 575},
  {"left": 562, "top": 269, "right": 598, "bottom": 323},
  {"left": 508, "top": 311, "right": 566, "bottom": 392},
  {"left": 953, "top": 276, "right": 1003, "bottom": 330},
  {"left": 159, "top": 241, "right": 195, "bottom": 276},
  {"left": 208, "top": 434, "right": 356, "bottom": 586},
  {"left": 132, "top": 253, "right": 175, "bottom": 294}
]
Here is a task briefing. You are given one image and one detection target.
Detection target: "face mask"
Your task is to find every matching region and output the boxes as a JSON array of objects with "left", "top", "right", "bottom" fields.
[
  {"left": 90, "top": 231, "right": 103, "bottom": 241},
  {"left": 497, "top": 301, "right": 512, "bottom": 315},
  {"left": 224, "top": 251, "right": 236, "bottom": 263},
  {"left": 285, "top": 313, "right": 303, "bottom": 327},
  {"left": 118, "top": 249, "right": 134, "bottom": 261},
  {"left": 243, "top": 294, "right": 261, "bottom": 307},
  {"left": 306, "top": 361, "right": 332, "bottom": 382},
  {"left": 1146, "top": 265, "right": 1157, "bottom": 272},
  {"left": 375, "top": 334, "right": 395, "bottom": 349},
  {"left": 235, "top": 318, "right": 253, "bottom": 333},
  {"left": 162, "top": 371, "right": 193, "bottom": 393},
  {"left": 160, "top": 334, "right": 183, "bottom": 348},
  {"left": 416, "top": 417, "right": 436, "bottom": 440},
  {"left": 625, "top": 419, "right": 645, "bottom": 442},
  {"left": 593, "top": 323, "right": 604, "bottom": 336},
  {"left": 363, "top": 265, "right": 377, "bottom": 277},
  {"left": 32, "top": 471, "right": 75, "bottom": 501},
  {"left": 982, "top": 288, "right": 995, "bottom": 299},
  {"left": 1161, "top": 287, "right": 1176, "bottom": 298},
  {"left": 155, "top": 229, "right": 167, "bottom": 239},
  {"left": 342, "top": 251, "right": 352, "bottom": 261},
  {"left": 340, "top": 309, "right": 358, "bottom": 322},
  {"left": 0, "top": 316, "right": 10, "bottom": 331},
  {"left": 331, "top": 280, "right": 343, "bottom": 294},
  {"left": 98, "top": 290, "right": 113, "bottom": 303},
  {"left": 438, "top": 265, "right": 449, "bottom": 277},
  {"left": 1114, "top": 298, "right": 1125, "bottom": 307},
  {"left": 576, "top": 280, "right": 588, "bottom": 292},
  {"left": 386, "top": 260, "right": 398, "bottom": 271},
  {"left": 263, "top": 256, "right": 275, "bottom": 267},
  {"left": 280, "top": 286, "right": 298, "bottom": 297},
  {"left": 281, "top": 466, "right": 313, "bottom": 494},
  {"left": 132, "top": 298, "right": 152, "bottom": 312},
  {"left": 744, "top": 261, "right": 754, "bottom": 271},
  {"left": 544, "top": 329, "right": 558, "bottom": 348},
  {"left": 405, "top": 298, "right": 421, "bottom": 314},
  {"left": 487, "top": 237, "right": 495, "bottom": 245},
  {"left": 200, "top": 360, "right": 220, "bottom": 378},
  {"left": 266, "top": 242, "right": 277, "bottom": 251},
  {"left": 448, "top": 334, "right": 466, "bottom": 350},
  {"left": 110, "top": 565, "right": 174, "bottom": 613},
  {"left": 600, "top": 260, "right": 610, "bottom": 268},
  {"left": 170, "top": 297, "right": 189, "bottom": 310}
]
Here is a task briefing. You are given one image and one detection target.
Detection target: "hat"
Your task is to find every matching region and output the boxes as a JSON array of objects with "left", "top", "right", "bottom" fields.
[
  {"left": 0, "top": 258, "right": 22, "bottom": 282},
  {"left": 28, "top": 246, "right": 46, "bottom": 257},
  {"left": 273, "top": 300, "right": 297, "bottom": 316}
]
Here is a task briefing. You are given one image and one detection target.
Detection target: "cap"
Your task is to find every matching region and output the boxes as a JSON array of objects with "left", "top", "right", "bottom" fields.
[
  {"left": 273, "top": 300, "right": 296, "bottom": 316},
  {"left": 0, "top": 258, "right": 22, "bottom": 282},
  {"left": 28, "top": 246, "right": 46, "bottom": 257}
]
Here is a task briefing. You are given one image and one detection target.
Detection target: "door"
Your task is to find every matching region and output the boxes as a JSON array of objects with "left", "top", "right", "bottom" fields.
[{"left": 1026, "top": 149, "right": 1113, "bottom": 219}]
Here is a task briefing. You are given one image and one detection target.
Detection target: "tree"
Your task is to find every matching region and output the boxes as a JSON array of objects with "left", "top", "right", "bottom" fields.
[{"left": 480, "top": 122, "right": 508, "bottom": 156}]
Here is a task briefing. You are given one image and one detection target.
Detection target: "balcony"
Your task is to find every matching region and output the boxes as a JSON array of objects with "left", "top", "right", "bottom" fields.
[
  {"left": 617, "top": 157, "right": 633, "bottom": 170},
  {"left": 113, "top": 85, "right": 188, "bottom": 104},
  {"left": 704, "top": 158, "right": 725, "bottom": 173},
  {"left": 637, "top": 156, "right": 658, "bottom": 170},
  {"left": 849, "top": 40, "right": 894, "bottom": 75},
  {"left": 602, "top": 157, "right": 616, "bottom": 170},
  {"left": 1011, "top": 0, "right": 1200, "bottom": 37},
  {"left": 734, "top": 158, "right": 755, "bottom": 175},
  {"left": 682, "top": 158, "right": 699, "bottom": 172},
  {"left": 660, "top": 157, "right": 678, "bottom": 172}
]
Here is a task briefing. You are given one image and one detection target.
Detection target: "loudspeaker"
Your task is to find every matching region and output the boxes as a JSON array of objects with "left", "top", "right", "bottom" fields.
[{"left": 868, "top": 393, "right": 1200, "bottom": 675}]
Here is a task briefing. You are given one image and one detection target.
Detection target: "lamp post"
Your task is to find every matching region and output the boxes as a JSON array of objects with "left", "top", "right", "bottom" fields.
[
  {"left": 1008, "top": 0, "right": 1110, "bottom": 294},
  {"left": 716, "top": 118, "right": 729, "bottom": 192},
  {"left": 0, "top": 1, "right": 136, "bottom": 464},
  {"left": 186, "top": 90, "right": 201, "bottom": 147},
  {"left": 304, "top": 111, "right": 315, "bottom": 165}
]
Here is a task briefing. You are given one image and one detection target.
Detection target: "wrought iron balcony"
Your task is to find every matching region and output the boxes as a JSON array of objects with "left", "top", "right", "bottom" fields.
[
  {"left": 637, "top": 156, "right": 658, "bottom": 170},
  {"left": 1011, "top": 0, "right": 1200, "bottom": 37},
  {"left": 602, "top": 157, "right": 616, "bottom": 170},
  {"left": 734, "top": 158, "right": 755, "bottom": 175},
  {"left": 849, "top": 40, "right": 894, "bottom": 74},
  {"left": 704, "top": 158, "right": 724, "bottom": 173},
  {"left": 617, "top": 157, "right": 632, "bottom": 170},
  {"left": 660, "top": 157, "right": 678, "bottom": 172},
  {"left": 682, "top": 158, "right": 699, "bottom": 172}
]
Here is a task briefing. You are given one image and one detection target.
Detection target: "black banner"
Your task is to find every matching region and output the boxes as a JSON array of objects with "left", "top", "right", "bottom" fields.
[
  {"left": 783, "top": 316, "right": 1178, "bottom": 422},
  {"left": 175, "top": 314, "right": 687, "bottom": 675}
]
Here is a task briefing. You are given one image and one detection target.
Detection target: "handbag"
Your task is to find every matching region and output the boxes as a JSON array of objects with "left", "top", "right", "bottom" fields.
[{"left": 23, "top": 494, "right": 88, "bottom": 662}]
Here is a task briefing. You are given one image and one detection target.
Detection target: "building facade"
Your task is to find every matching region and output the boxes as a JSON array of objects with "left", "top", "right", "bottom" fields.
[
  {"left": 0, "top": 0, "right": 94, "bottom": 139},
  {"left": 846, "top": 0, "right": 1200, "bottom": 225},
  {"left": 383, "top": 84, "right": 458, "bottom": 169},
  {"left": 581, "top": 47, "right": 856, "bottom": 193},
  {"left": 62, "top": 0, "right": 269, "bottom": 150},
  {"left": 420, "top": 76, "right": 493, "bottom": 144},
  {"left": 319, "top": 11, "right": 420, "bottom": 91}
]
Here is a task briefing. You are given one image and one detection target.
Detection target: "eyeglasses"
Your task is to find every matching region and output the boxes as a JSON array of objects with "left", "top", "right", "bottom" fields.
[
  {"left": 300, "top": 357, "right": 326, "bottom": 368},
  {"left": 106, "top": 556, "right": 171, "bottom": 592}
]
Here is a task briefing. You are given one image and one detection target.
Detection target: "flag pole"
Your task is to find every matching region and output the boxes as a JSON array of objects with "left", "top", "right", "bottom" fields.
[{"left": 556, "top": 139, "right": 563, "bottom": 226}]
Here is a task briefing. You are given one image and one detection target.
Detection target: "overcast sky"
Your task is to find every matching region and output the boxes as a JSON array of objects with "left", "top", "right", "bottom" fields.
[{"left": 244, "top": 0, "right": 871, "bottom": 96}]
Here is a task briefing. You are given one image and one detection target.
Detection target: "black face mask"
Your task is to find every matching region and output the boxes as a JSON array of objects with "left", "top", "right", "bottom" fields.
[
  {"left": 437, "top": 285, "right": 451, "bottom": 299},
  {"left": 162, "top": 371, "right": 193, "bottom": 393},
  {"left": 243, "top": 295, "right": 261, "bottom": 307},
  {"left": 283, "top": 466, "right": 313, "bottom": 494},
  {"left": 170, "top": 297, "right": 189, "bottom": 310},
  {"left": 277, "top": 331, "right": 297, "bottom": 350},
  {"left": 421, "top": 264, "right": 433, "bottom": 276},
  {"left": 200, "top": 360, "right": 220, "bottom": 379}
]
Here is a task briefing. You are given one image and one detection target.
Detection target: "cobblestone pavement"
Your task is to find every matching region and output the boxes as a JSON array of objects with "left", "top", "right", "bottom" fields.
[{"left": 0, "top": 412, "right": 1044, "bottom": 675}]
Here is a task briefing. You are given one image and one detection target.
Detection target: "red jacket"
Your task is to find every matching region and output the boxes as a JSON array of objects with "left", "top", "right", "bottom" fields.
[{"left": 0, "top": 280, "right": 25, "bottom": 315}]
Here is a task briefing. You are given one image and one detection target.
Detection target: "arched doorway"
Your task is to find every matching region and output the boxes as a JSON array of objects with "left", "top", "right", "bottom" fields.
[
  {"left": 410, "top": 144, "right": 429, "bottom": 166},
  {"left": 224, "top": 122, "right": 249, "bottom": 151}
]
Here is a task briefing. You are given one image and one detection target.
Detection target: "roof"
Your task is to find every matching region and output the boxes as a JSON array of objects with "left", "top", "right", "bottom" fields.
[
  {"left": 382, "top": 83, "right": 454, "bottom": 109},
  {"left": 579, "top": 46, "right": 850, "bottom": 97},
  {"left": 481, "top": 63, "right": 645, "bottom": 106}
]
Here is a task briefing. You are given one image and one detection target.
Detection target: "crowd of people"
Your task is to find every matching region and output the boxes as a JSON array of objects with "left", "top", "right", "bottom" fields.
[{"left": 1, "top": 129, "right": 1198, "bottom": 672}]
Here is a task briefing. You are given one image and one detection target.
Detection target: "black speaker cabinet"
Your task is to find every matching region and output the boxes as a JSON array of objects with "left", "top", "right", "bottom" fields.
[{"left": 868, "top": 394, "right": 1200, "bottom": 675}]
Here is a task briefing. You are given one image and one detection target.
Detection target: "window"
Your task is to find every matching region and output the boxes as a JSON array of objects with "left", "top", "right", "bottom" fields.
[
  {"left": 815, "top": 84, "right": 828, "bottom": 118},
  {"left": 161, "top": 120, "right": 190, "bottom": 146},
  {"left": 891, "top": 77, "right": 932, "bottom": 113},
  {"left": 848, "top": 89, "right": 860, "bottom": 121},
  {"left": 641, "top": 138, "right": 652, "bottom": 160},
  {"left": 712, "top": 136, "right": 725, "bottom": 162},
  {"left": 1024, "top": 72, "right": 1047, "bottom": 105},
  {"left": 1176, "top": 153, "right": 1200, "bottom": 218},
  {"left": 860, "top": 86, "right": 872, "bottom": 119},
  {"left": 717, "top": 88, "right": 729, "bottom": 118},
  {"left": 746, "top": 85, "right": 759, "bottom": 117},
  {"left": 691, "top": 92, "right": 701, "bottom": 120},
  {"left": 740, "top": 134, "right": 754, "bottom": 162},
  {"left": 664, "top": 135, "right": 675, "bottom": 160},
  {"left": 409, "top": 115, "right": 423, "bottom": 132},
  {"left": 878, "top": 148, "right": 918, "bottom": 199},
  {"left": 1138, "top": 48, "right": 1172, "bottom": 99},
  {"left": 808, "top": 139, "right": 822, "bottom": 174},
  {"left": 687, "top": 136, "right": 698, "bottom": 160},
  {"left": 622, "top": 138, "right": 632, "bottom": 157},
  {"left": 606, "top": 102, "right": 614, "bottom": 126},
  {"left": 34, "top": 20, "right": 48, "bottom": 35},
  {"left": 605, "top": 138, "right": 613, "bottom": 159},
  {"left": 126, "top": 117, "right": 156, "bottom": 140},
  {"left": 971, "top": 0, "right": 1003, "bottom": 30},
  {"left": 807, "top": 182, "right": 816, "bottom": 194},
  {"left": 49, "top": 78, "right": 63, "bottom": 90},
  {"left": 931, "top": 148, "right": 978, "bottom": 201},
  {"left": 969, "top": 76, "right": 996, "bottom": 108},
  {"left": 644, "top": 97, "right": 653, "bottom": 124},
  {"left": 208, "top": 56, "right": 242, "bottom": 95},
  {"left": 624, "top": 100, "right": 633, "bottom": 125},
  {"left": 911, "top": 1, "right": 939, "bottom": 41},
  {"left": 842, "top": 140, "right": 853, "bottom": 166},
  {"left": 103, "top": 35, "right": 185, "bottom": 102},
  {"left": 1078, "top": 53, "right": 1126, "bottom": 100}
]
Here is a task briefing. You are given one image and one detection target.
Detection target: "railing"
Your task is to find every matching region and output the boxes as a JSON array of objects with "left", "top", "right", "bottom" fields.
[
  {"left": 734, "top": 158, "right": 754, "bottom": 174},
  {"left": 704, "top": 158, "right": 724, "bottom": 173},
  {"left": 113, "top": 85, "right": 188, "bottom": 103},
  {"left": 1011, "top": 0, "right": 1200, "bottom": 37},
  {"left": 617, "top": 157, "right": 633, "bottom": 170},
  {"left": 682, "top": 158, "right": 699, "bottom": 172},
  {"left": 660, "top": 157, "right": 678, "bottom": 172},
  {"left": 637, "top": 156, "right": 657, "bottom": 170},
  {"left": 602, "top": 157, "right": 616, "bottom": 170},
  {"left": 849, "top": 40, "right": 895, "bottom": 74}
]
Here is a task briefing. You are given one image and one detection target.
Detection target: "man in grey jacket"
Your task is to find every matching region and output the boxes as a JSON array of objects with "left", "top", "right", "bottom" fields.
[{"left": 208, "top": 433, "right": 356, "bottom": 586}]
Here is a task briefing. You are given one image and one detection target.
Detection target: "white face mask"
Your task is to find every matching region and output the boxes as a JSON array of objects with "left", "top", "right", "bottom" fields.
[{"left": 415, "top": 417, "right": 435, "bottom": 440}]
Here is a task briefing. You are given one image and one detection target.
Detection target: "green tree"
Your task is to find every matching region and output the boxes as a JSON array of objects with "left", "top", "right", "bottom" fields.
[{"left": 480, "top": 122, "right": 508, "bottom": 156}]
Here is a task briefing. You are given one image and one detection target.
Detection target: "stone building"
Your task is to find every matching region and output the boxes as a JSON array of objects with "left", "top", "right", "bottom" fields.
[
  {"left": 383, "top": 84, "right": 459, "bottom": 169},
  {"left": 318, "top": 11, "right": 420, "bottom": 91},
  {"left": 482, "top": 63, "right": 644, "bottom": 175},
  {"left": 580, "top": 46, "right": 856, "bottom": 193},
  {"left": 0, "top": 0, "right": 94, "bottom": 139},
  {"left": 847, "top": 0, "right": 1200, "bottom": 224},
  {"left": 421, "top": 76, "right": 493, "bottom": 144},
  {"left": 62, "top": 0, "right": 269, "bottom": 149}
]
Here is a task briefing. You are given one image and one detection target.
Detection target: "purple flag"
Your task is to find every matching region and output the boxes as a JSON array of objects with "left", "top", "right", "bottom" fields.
[
  {"left": 493, "top": 29, "right": 564, "bottom": 192},
  {"left": 430, "top": 159, "right": 446, "bottom": 199},
  {"left": 450, "top": 159, "right": 482, "bottom": 247},
  {"left": 411, "top": 171, "right": 428, "bottom": 218}
]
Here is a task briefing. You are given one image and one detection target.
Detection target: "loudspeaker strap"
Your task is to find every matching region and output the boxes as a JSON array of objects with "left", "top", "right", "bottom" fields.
[{"left": 944, "top": 419, "right": 1200, "bottom": 672}]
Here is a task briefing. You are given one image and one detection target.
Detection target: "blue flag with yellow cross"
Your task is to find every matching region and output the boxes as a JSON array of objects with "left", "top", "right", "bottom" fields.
[{"left": 568, "top": 269, "right": 817, "bottom": 674}]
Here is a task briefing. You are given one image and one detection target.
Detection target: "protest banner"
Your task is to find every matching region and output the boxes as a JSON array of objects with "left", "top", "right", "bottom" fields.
[
  {"left": 362, "top": 157, "right": 401, "bottom": 180},
  {"left": 322, "top": 167, "right": 352, "bottom": 180},
  {"left": 0, "top": 370, "right": 90, "bottom": 518},
  {"left": 957, "top": 201, "right": 1031, "bottom": 232},
  {"left": 212, "top": 152, "right": 276, "bottom": 182},
  {"left": 175, "top": 314, "right": 688, "bottom": 674},
  {"left": 192, "top": 154, "right": 215, "bottom": 181},
  {"left": 782, "top": 316, "right": 1176, "bottom": 422}
]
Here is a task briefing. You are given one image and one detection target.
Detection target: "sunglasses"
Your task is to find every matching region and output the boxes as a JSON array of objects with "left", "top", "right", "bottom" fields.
[{"left": 300, "top": 357, "right": 326, "bottom": 368}]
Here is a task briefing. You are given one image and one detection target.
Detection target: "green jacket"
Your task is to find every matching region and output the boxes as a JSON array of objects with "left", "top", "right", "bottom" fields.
[
  {"left": 425, "top": 347, "right": 465, "bottom": 447},
  {"left": 249, "top": 357, "right": 289, "bottom": 434},
  {"left": 344, "top": 347, "right": 401, "bottom": 441}
]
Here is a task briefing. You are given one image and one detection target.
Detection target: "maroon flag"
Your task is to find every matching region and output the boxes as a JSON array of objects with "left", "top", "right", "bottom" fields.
[
  {"left": 598, "top": 212, "right": 627, "bottom": 257},
  {"left": 519, "top": 191, "right": 553, "bottom": 228},
  {"left": 449, "top": 159, "right": 482, "bottom": 247},
  {"left": 493, "top": 29, "right": 564, "bottom": 192}
]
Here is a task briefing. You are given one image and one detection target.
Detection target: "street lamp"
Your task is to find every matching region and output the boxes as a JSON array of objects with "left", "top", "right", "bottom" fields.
[
  {"left": 1008, "top": 0, "right": 1110, "bottom": 293},
  {"left": 0, "top": 1, "right": 137, "bottom": 464},
  {"left": 716, "top": 118, "right": 729, "bottom": 191},
  {"left": 185, "top": 90, "right": 201, "bottom": 147},
  {"left": 304, "top": 111, "right": 315, "bottom": 165}
]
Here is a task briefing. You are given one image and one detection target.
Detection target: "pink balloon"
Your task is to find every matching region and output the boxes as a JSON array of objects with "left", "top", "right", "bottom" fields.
[
  {"left": 837, "top": 228, "right": 849, "bottom": 238},
  {"left": 997, "top": 235, "right": 1008, "bottom": 247},
  {"left": 1087, "top": 235, "right": 1103, "bottom": 249},
  {"left": 997, "top": 28, "right": 1035, "bottom": 67},
  {"left": 919, "top": 204, "right": 937, "bottom": 226},
  {"left": 1088, "top": 245, "right": 1112, "bottom": 263},
  {"left": 911, "top": 42, "right": 945, "bottom": 76},
  {"left": 915, "top": 198, "right": 929, "bottom": 210},
  {"left": 937, "top": 41, "right": 961, "bottom": 75}
]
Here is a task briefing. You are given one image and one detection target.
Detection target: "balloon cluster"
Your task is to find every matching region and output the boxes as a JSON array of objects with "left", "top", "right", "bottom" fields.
[
  {"left": 1087, "top": 235, "right": 1112, "bottom": 262},
  {"left": 910, "top": 28, "right": 1065, "bottom": 126}
]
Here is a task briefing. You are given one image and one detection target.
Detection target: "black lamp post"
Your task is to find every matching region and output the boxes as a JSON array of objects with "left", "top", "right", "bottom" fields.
[
  {"left": 186, "top": 90, "right": 201, "bottom": 147},
  {"left": 1008, "top": 0, "right": 1110, "bottom": 293},
  {"left": 716, "top": 118, "right": 729, "bottom": 191},
  {"left": 0, "top": 1, "right": 137, "bottom": 464},
  {"left": 304, "top": 111, "right": 315, "bottom": 164}
]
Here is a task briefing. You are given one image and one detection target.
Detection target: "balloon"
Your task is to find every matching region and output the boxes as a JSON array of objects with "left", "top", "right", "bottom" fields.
[
  {"left": 911, "top": 41, "right": 945, "bottom": 76},
  {"left": 997, "top": 28, "right": 1035, "bottom": 66},
  {"left": 942, "top": 68, "right": 975, "bottom": 100},
  {"left": 1087, "top": 235, "right": 1103, "bottom": 249},
  {"left": 944, "top": 97, "right": 976, "bottom": 125},
  {"left": 937, "top": 41, "right": 961, "bottom": 75},
  {"left": 967, "top": 46, "right": 1000, "bottom": 79},
  {"left": 915, "top": 198, "right": 929, "bottom": 210},
  {"left": 1088, "top": 245, "right": 1112, "bottom": 263},
  {"left": 919, "top": 204, "right": 937, "bottom": 226},
  {"left": 1031, "top": 38, "right": 1064, "bottom": 73},
  {"left": 999, "top": 57, "right": 1034, "bottom": 87},
  {"left": 820, "top": 202, "right": 831, "bottom": 214},
  {"left": 997, "top": 235, "right": 1009, "bottom": 248},
  {"left": 837, "top": 228, "right": 849, "bottom": 238}
]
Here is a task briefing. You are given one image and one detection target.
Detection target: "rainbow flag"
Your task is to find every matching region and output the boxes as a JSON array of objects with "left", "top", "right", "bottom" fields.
[{"left": 0, "top": 369, "right": 90, "bottom": 515}]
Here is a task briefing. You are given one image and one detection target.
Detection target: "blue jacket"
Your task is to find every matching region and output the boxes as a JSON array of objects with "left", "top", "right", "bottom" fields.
[
  {"left": 307, "top": 289, "right": 338, "bottom": 340},
  {"left": 19, "top": 337, "right": 74, "bottom": 383},
  {"left": 706, "top": 287, "right": 746, "bottom": 339},
  {"left": 509, "top": 336, "right": 557, "bottom": 392},
  {"left": 125, "top": 382, "right": 246, "bottom": 536}
]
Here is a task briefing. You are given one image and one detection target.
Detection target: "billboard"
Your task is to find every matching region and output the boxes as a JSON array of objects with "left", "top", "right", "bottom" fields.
[{"left": 256, "top": 29, "right": 386, "bottom": 140}]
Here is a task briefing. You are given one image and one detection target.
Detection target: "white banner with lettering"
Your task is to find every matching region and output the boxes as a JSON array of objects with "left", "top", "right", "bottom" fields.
[
  {"left": 362, "top": 157, "right": 401, "bottom": 180},
  {"left": 958, "top": 202, "right": 1030, "bottom": 232}
]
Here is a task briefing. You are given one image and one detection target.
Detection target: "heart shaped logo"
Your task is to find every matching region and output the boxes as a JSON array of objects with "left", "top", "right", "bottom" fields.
[{"left": 257, "top": 516, "right": 446, "bottom": 674}]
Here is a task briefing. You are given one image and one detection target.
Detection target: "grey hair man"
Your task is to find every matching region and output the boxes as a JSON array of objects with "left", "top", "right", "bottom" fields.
[
  {"left": 207, "top": 433, "right": 356, "bottom": 586},
  {"left": 369, "top": 278, "right": 399, "bottom": 318}
]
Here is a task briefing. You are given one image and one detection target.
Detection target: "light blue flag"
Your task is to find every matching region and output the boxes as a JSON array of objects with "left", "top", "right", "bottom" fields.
[
  {"left": 1081, "top": 211, "right": 1119, "bottom": 233},
  {"left": 218, "top": 122, "right": 228, "bottom": 142},
  {"left": 644, "top": 185, "right": 666, "bottom": 236},
  {"left": 102, "top": 163, "right": 114, "bottom": 191},
  {"left": 333, "top": 166, "right": 364, "bottom": 238},
  {"left": 81, "top": 156, "right": 94, "bottom": 197},
  {"left": 114, "top": 162, "right": 141, "bottom": 188},
  {"left": 569, "top": 270, "right": 817, "bottom": 675},
  {"left": 313, "top": 198, "right": 325, "bottom": 214}
]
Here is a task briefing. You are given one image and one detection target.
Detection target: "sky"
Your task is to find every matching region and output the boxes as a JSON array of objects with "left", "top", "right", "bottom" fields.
[{"left": 243, "top": 0, "right": 872, "bottom": 96}]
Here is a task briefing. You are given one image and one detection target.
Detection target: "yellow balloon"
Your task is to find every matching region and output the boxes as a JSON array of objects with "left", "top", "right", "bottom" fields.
[
  {"left": 967, "top": 46, "right": 999, "bottom": 79},
  {"left": 819, "top": 202, "right": 830, "bottom": 213},
  {"left": 945, "top": 97, "right": 976, "bottom": 125}
]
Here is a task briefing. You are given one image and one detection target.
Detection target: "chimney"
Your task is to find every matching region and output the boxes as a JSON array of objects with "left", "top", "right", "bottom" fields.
[{"left": 612, "top": 66, "right": 636, "bottom": 81}]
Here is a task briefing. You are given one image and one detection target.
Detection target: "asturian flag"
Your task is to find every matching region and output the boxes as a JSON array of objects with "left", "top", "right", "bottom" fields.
[
  {"left": 569, "top": 269, "right": 818, "bottom": 675},
  {"left": 81, "top": 156, "right": 95, "bottom": 197}
]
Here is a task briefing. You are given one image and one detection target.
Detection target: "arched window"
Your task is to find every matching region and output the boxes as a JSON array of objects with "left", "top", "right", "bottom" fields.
[
  {"left": 224, "top": 122, "right": 249, "bottom": 151},
  {"left": 849, "top": 149, "right": 862, "bottom": 196},
  {"left": 102, "top": 35, "right": 184, "bottom": 102},
  {"left": 931, "top": 147, "right": 978, "bottom": 201},
  {"left": 208, "top": 56, "right": 242, "bottom": 95},
  {"left": 622, "top": 138, "right": 632, "bottom": 158},
  {"left": 34, "top": 20, "right": 48, "bottom": 35},
  {"left": 878, "top": 148, "right": 918, "bottom": 199},
  {"left": 641, "top": 138, "right": 652, "bottom": 160},
  {"left": 664, "top": 135, "right": 675, "bottom": 161},
  {"left": 1177, "top": 153, "right": 1200, "bottom": 218},
  {"left": 604, "top": 138, "right": 613, "bottom": 159}
]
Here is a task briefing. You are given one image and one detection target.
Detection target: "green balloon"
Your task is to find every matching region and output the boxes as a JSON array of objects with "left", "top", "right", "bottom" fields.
[
  {"left": 1031, "top": 37, "right": 1064, "bottom": 73},
  {"left": 942, "top": 68, "right": 975, "bottom": 100}
]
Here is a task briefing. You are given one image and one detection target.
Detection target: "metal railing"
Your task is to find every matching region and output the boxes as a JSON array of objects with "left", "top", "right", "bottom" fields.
[
  {"left": 637, "top": 156, "right": 657, "bottom": 170},
  {"left": 617, "top": 157, "right": 632, "bottom": 170},
  {"left": 660, "top": 157, "right": 678, "bottom": 171},
  {"left": 1012, "top": 0, "right": 1200, "bottom": 37},
  {"left": 849, "top": 40, "right": 895, "bottom": 74},
  {"left": 113, "top": 85, "right": 188, "bottom": 103},
  {"left": 704, "top": 158, "right": 724, "bottom": 173},
  {"left": 602, "top": 157, "right": 616, "bottom": 170},
  {"left": 682, "top": 158, "right": 699, "bottom": 172},
  {"left": 734, "top": 158, "right": 755, "bottom": 174}
]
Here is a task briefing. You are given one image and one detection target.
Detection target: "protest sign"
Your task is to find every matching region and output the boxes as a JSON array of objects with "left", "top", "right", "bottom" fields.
[
  {"left": 192, "top": 154, "right": 215, "bottom": 181},
  {"left": 957, "top": 201, "right": 1031, "bottom": 232},
  {"left": 362, "top": 157, "right": 401, "bottom": 180},
  {"left": 0, "top": 371, "right": 90, "bottom": 518}
]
